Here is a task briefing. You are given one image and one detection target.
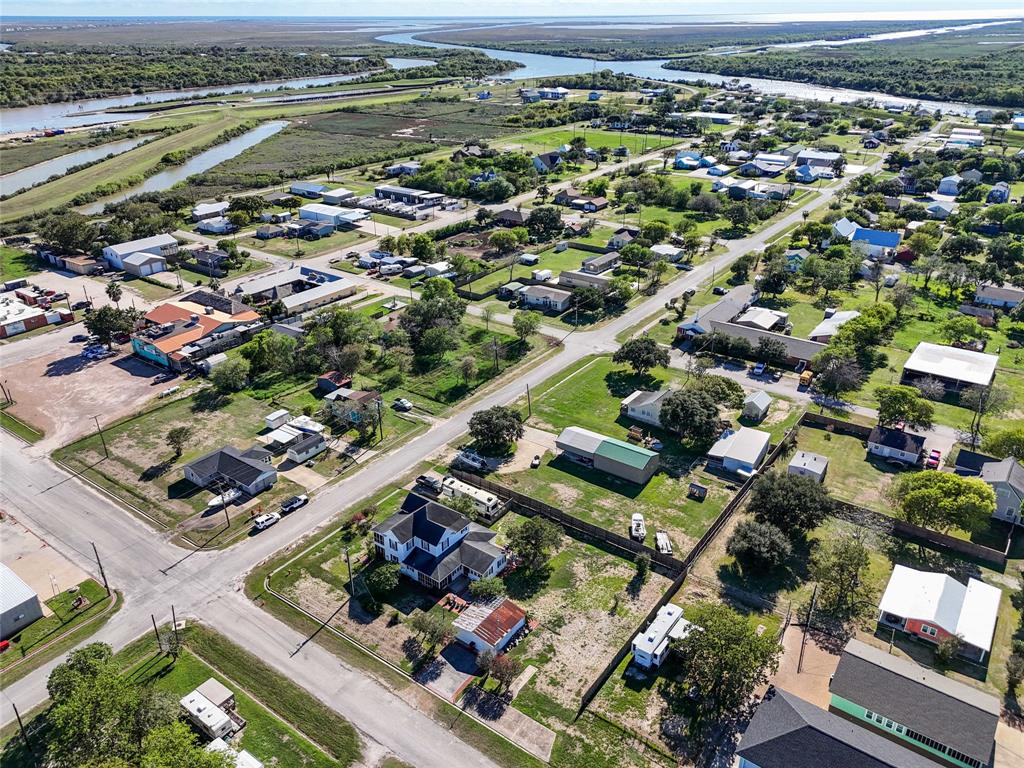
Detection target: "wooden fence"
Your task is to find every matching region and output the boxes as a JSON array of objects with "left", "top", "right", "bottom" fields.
[{"left": 798, "top": 411, "right": 873, "bottom": 439}]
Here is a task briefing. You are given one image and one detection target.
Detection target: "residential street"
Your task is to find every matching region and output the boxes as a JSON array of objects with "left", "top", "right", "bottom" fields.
[{"left": 0, "top": 137, "right": 908, "bottom": 765}]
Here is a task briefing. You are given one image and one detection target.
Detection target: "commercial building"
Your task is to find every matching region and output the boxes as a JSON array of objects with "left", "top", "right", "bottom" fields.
[
  {"left": 289, "top": 181, "right": 328, "bottom": 198},
  {"left": 0, "top": 296, "right": 71, "bottom": 339},
  {"left": 298, "top": 203, "right": 369, "bottom": 228},
  {"left": 374, "top": 184, "right": 444, "bottom": 207},
  {"left": 102, "top": 233, "right": 178, "bottom": 271},
  {"left": 876, "top": 564, "right": 1001, "bottom": 663},
  {"left": 830, "top": 639, "right": 999, "bottom": 768},
  {"left": 901, "top": 342, "right": 998, "bottom": 392},
  {"left": 0, "top": 563, "right": 44, "bottom": 640},
  {"left": 554, "top": 426, "right": 660, "bottom": 484}
]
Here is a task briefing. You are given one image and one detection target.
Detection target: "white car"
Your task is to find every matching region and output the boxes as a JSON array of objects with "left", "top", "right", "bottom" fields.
[
  {"left": 281, "top": 495, "right": 308, "bottom": 514},
  {"left": 253, "top": 512, "right": 281, "bottom": 531},
  {"left": 394, "top": 398, "right": 413, "bottom": 411}
]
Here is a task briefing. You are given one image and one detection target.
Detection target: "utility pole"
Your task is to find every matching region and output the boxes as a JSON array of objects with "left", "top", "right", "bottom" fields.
[
  {"left": 92, "top": 415, "right": 109, "bottom": 459},
  {"left": 171, "top": 604, "right": 179, "bottom": 645},
  {"left": 344, "top": 547, "right": 354, "bottom": 596},
  {"left": 798, "top": 583, "right": 818, "bottom": 674},
  {"left": 12, "top": 702, "right": 32, "bottom": 754},
  {"left": 376, "top": 398, "right": 384, "bottom": 443},
  {"left": 526, "top": 383, "right": 532, "bottom": 418},
  {"left": 151, "top": 614, "right": 161, "bottom": 644},
  {"left": 91, "top": 542, "right": 110, "bottom": 597}
]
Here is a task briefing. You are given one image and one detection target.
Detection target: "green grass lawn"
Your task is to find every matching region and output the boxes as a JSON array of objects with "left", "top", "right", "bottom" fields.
[
  {"left": 795, "top": 427, "right": 904, "bottom": 513},
  {"left": 506, "top": 126, "right": 679, "bottom": 157},
  {"left": 238, "top": 229, "right": 370, "bottom": 258},
  {"left": 120, "top": 274, "right": 178, "bottom": 301},
  {"left": 0, "top": 246, "right": 40, "bottom": 280},
  {"left": 0, "top": 580, "right": 117, "bottom": 685}
]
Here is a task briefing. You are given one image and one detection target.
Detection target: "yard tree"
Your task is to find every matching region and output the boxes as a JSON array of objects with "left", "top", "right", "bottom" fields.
[
  {"left": 460, "top": 355, "right": 478, "bottom": 386},
  {"left": 418, "top": 326, "right": 459, "bottom": 359},
  {"left": 469, "top": 576, "right": 507, "bottom": 600},
  {"left": 670, "top": 602, "right": 779, "bottom": 737},
  {"left": 659, "top": 387, "right": 720, "bottom": 447},
  {"left": 165, "top": 426, "right": 192, "bottom": 459},
  {"left": 938, "top": 314, "right": 986, "bottom": 346},
  {"left": 490, "top": 654, "right": 525, "bottom": 692},
  {"left": 45, "top": 643, "right": 182, "bottom": 768},
  {"left": 889, "top": 282, "right": 917, "bottom": 322},
  {"left": 810, "top": 531, "right": 872, "bottom": 617},
  {"left": 813, "top": 356, "right": 863, "bottom": 400},
  {"left": 648, "top": 257, "right": 671, "bottom": 289},
  {"left": 488, "top": 229, "right": 520, "bottom": 257},
  {"left": 410, "top": 233, "right": 437, "bottom": 262},
  {"left": 445, "top": 493, "right": 477, "bottom": 518},
  {"left": 747, "top": 471, "right": 834, "bottom": 535},
  {"left": 227, "top": 211, "right": 250, "bottom": 230},
  {"left": 875, "top": 384, "right": 934, "bottom": 430},
  {"left": 400, "top": 277, "right": 466, "bottom": 352},
  {"left": 961, "top": 384, "right": 1012, "bottom": 447},
  {"left": 507, "top": 517, "right": 563, "bottom": 571},
  {"left": 83, "top": 306, "right": 141, "bottom": 349},
  {"left": 914, "top": 376, "right": 947, "bottom": 402},
  {"left": 409, "top": 610, "right": 452, "bottom": 651},
  {"left": 468, "top": 405, "right": 524, "bottom": 453},
  {"left": 729, "top": 253, "right": 756, "bottom": 282},
  {"left": 635, "top": 552, "right": 651, "bottom": 584},
  {"left": 612, "top": 335, "right": 670, "bottom": 376},
  {"left": 512, "top": 310, "right": 540, "bottom": 345},
  {"left": 934, "top": 635, "right": 963, "bottom": 668},
  {"left": 758, "top": 258, "right": 790, "bottom": 297},
  {"left": 140, "top": 722, "right": 232, "bottom": 768},
  {"left": 477, "top": 648, "right": 496, "bottom": 677},
  {"left": 754, "top": 336, "right": 787, "bottom": 367},
  {"left": 526, "top": 206, "right": 564, "bottom": 240},
  {"left": 105, "top": 280, "right": 123, "bottom": 308},
  {"left": 726, "top": 520, "right": 792, "bottom": 574},
  {"left": 572, "top": 285, "right": 605, "bottom": 314},
  {"left": 41, "top": 210, "right": 97, "bottom": 254},
  {"left": 984, "top": 426, "right": 1024, "bottom": 460},
  {"left": 640, "top": 219, "right": 672, "bottom": 244},
  {"left": 1004, "top": 212, "right": 1024, "bottom": 236},
  {"left": 365, "top": 562, "right": 401, "bottom": 596},
  {"left": 886, "top": 472, "right": 995, "bottom": 535},
  {"left": 209, "top": 356, "right": 250, "bottom": 393}
]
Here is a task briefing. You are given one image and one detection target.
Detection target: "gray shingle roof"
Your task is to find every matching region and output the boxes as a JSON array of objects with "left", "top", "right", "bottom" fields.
[
  {"left": 738, "top": 688, "right": 940, "bottom": 768},
  {"left": 980, "top": 457, "right": 1024, "bottom": 496},
  {"left": 830, "top": 640, "right": 999, "bottom": 766},
  {"left": 867, "top": 426, "right": 926, "bottom": 454},
  {"left": 185, "top": 446, "right": 271, "bottom": 487},
  {"left": 373, "top": 493, "right": 470, "bottom": 546}
]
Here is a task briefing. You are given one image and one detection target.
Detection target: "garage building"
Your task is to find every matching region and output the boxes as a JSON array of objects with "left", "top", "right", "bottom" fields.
[{"left": 555, "top": 426, "right": 660, "bottom": 484}]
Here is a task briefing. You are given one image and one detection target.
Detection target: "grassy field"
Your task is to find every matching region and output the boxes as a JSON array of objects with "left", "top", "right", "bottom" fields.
[
  {"left": 0, "top": 246, "right": 40, "bottom": 280},
  {"left": 0, "top": 580, "right": 118, "bottom": 686},
  {"left": 52, "top": 390, "right": 305, "bottom": 534},
  {"left": 237, "top": 228, "right": 370, "bottom": 258},
  {"left": 2, "top": 116, "right": 244, "bottom": 222},
  {"left": 506, "top": 126, "right": 680, "bottom": 157}
]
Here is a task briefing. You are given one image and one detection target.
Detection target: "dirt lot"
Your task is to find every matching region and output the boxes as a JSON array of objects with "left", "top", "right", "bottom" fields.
[
  {"left": 1, "top": 515, "right": 91, "bottom": 614},
  {"left": 495, "top": 427, "right": 558, "bottom": 475},
  {"left": 770, "top": 624, "right": 841, "bottom": 708},
  {"left": 7, "top": 347, "right": 169, "bottom": 451}
]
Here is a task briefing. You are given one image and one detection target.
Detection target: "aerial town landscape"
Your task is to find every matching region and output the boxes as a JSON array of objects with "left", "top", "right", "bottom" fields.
[{"left": 1, "top": 5, "right": 1024, "bottom": 768}]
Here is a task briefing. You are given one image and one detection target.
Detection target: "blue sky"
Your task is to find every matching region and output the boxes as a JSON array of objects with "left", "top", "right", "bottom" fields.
[{"left": 6, "top": 2, "right": 1023, "bottom": 19}]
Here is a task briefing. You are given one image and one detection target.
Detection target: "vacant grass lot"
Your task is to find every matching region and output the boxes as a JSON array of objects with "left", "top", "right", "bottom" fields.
[
  {"left": 53, "top": 390, "right": 304, "bottom": 534},
  {"left": 795, "top": 427, "right": 904, "bottom": 513},
  {"left": 237, "top": 229, "right": 370, "bottom": 258},
  {"left": 0, "top": 246, "right": 40, "bottom": 279},
  {"left": 508, "top": 126, "right": 679, "bottom": 157}
]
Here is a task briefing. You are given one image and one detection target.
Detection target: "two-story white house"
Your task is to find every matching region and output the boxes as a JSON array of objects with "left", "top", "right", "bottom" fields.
[{"left": 372, "top": 493, "right": 507, "bottom": 591}]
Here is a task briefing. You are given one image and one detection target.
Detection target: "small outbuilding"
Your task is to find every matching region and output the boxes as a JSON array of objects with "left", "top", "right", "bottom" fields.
[
  {"left": 742, "top": 390, "right": 772, "bottom": 421},
  {"left": 707, "top": 427, "right": 771, "bottom": 477},
  {"left": 0, "top": 564, "right": 44, "bottom": 640},
  {"left": 787, "top": 451, "right": 828, "bottom": 484},
  {"left": 453, "top": 597, "right": 527, "bottom": 655},
  {"left": 555, "top": 426, "right": 660, "bottom": 484}
]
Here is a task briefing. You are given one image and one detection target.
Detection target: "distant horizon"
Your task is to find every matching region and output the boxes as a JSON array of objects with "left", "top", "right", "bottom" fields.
[{"left": 3, "top": 7, "right": 1022, "bottom": 22}]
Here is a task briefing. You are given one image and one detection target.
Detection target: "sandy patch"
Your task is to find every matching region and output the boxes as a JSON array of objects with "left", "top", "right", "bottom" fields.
[
  {"left": 496, "top": 427, "right": 558, "bottom": 475},
  {"left": 1, "top": 515, "right": 90, "bottom": 614}
]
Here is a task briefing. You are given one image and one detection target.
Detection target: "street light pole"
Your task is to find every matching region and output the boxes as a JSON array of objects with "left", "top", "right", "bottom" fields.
[{"left": 92, "top": 415, "right": 109, "bottom": 459}]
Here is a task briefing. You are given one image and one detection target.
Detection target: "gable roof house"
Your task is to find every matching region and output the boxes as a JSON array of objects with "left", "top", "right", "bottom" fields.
[
  {"left": 533, "top": 151, "right": 563, "bottom": 174},
  {"left": 183, "top": 446, "right": 277, "bottom": 496},
  {"left": 979, "top": 457, "right": 1024, "bottom": 526},
  {"left": 850, "top": 228, "right": 902, "bottom": 258},
  {"left": 974, "top": 282, "right": 1024, "bottom": 309},
  {"left": 808, "top": 310, "right": 860, "bottom": 343},
  {"left": 987, "top": 181, "right": 1011, "bottom": 204},
  {"left": 518, "top": 284, "right": 572, "bottom": 313},
  {"left": 453, "top": 597, "right": 527, "bottom": 655},
  {"left": 737, "top": 686, "right": 939, "bottom": 768},
  {"left": 608, "top": 227, "right": 639, "bottom": 249},
  {"left": 581, "top": 251, "right": 621, "bottom": 274},
  {"left": 877, "top": 564, "right": 1002, "bottom": 663},
  {"left": 866, "top": 426, "right": 925, "bottom": 465},
  {"left": 707, "top": 427, "right": 771, "bottom": 477},
  {"left": 372, "top": 493, "right": 507, "bottom": 591},
  {"left": 102, "top": 233, "right": 178, "bottom": 271},
  {"left": 938, "top": 174, "right": 963, "bottom": 196},
  {"left": 494, "top": 208, "right": 527, "bottom": 227},
  {"left": 0, "top": 564, "right": 43, "bottom": 641},
  {"left": 787, "top": 451, "right": 828, "bottom": 483},
  {"left": 620, "top": 389, "right": 671, "bottom": 428},
  {"left": 796, "top": 149, "right": 842, "bottom": 168},
  {"left": 742, "top": 390, "right": 772, "bottom": 421},
  {"left": 829, "top": 639, "right": 999, "bottom": 768}
]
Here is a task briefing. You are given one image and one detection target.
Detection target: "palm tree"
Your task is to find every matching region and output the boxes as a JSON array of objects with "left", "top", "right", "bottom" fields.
[{"left": 105, "top": 281, "right": 122, "bottom": 308}]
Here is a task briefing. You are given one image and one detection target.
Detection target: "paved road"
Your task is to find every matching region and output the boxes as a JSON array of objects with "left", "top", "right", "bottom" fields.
[{"left": 0, "top": 137, "right": 904, "bottom": 763}]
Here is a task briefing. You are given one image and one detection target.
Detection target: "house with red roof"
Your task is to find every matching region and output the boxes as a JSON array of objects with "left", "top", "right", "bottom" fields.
[{"left": 453, "top": 597, "right": 527, "bottom": 655}]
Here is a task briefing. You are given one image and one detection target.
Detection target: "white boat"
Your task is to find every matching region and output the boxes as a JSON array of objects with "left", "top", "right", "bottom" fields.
[
  {"left": 630, "top": 513, "right": 647, "bottom": 542},
  {"left": 207, "top": 489, "right": 241, "bottom": 509}
]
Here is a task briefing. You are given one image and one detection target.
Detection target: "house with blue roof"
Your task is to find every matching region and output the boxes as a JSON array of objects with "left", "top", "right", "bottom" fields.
[
  {"left": 852, "top": 228, "right": 902, "bottom": 258},
  {"left": 674, "top": 150, "right": 702, "bottom": 169},
  {"left": 792, "top": 165, "right": 832, "bottom": 183},
  {"left": 289, "top": 181, "right": 329, "bottom": 199}
]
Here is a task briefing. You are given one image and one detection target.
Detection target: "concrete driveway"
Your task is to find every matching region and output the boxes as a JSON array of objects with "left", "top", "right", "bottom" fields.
[{"left": 416, "top": 643, "right": 478, "bottom": 702}]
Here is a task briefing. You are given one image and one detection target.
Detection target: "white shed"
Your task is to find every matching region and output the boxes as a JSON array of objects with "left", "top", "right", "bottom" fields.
[
  {"left": 787, "top": 451, "right": 829, "bottom": 483},
  {"left": 742, "top": 390, "right": 772, "bottom": 421},
  {"left": 265, "top": 409, "right": 291, "bottom": 430}
]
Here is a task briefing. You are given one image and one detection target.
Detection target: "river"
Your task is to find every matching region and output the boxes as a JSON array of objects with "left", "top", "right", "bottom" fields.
[
  {"left": 375, "top": 29, "right": 997, "bottom": 115},
  {"left": 78, "top": 121, "right": 288, "bottom": 214},
  {"left": 0, "top": 58, "right": 433, "bottom": 135},
  {"left": 1, "top": 136, "right": 150, "bottom": 195}
]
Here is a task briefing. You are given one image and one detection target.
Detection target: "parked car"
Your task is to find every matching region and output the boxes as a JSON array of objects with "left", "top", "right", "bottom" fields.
[
  {"left": 752, "top": 362, "right": 766, "bottom": 376},
  {"left": 281, "top": 495, "right": 309, "bottom": 514},
  {"left": 71, "top": 333, "right": 89, "bottom": 343},
  {"left": 253, "top": 512, "right": 281, "bottom": 531},
  {"left": 393, "top": 398, "right": 413, "bottom": 412},
  {"left": 712, "top": 286, "right": 728, "bottom": 296},
  {"left": 71, "top": 300, "right": 92, "bottom": 310},
  {"left": 416, "top": 475, "right": 443, "bottom": 493},
  {"left": 453, "top": 451, "right": 487, "bottom": 471},
  {"left": 926, "top": 449, "right": 942, "bottom": 469},
  {"left": 530, "top": 454, "right": 541, "bottom": 468}
]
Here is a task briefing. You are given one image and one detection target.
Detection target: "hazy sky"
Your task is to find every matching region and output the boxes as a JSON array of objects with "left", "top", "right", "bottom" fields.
[{"left": 5, "top": 1, "right": 1024, "bottom": 19}]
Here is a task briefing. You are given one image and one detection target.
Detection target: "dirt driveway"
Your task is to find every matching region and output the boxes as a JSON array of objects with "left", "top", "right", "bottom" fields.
[
  {"left": 495, "top": 427, "right": 558, "bottom": 475},
  {"left": 770, "top": 624, "right": 842, "bottom": 708},
  {"left": 7, "top": 348, "right": 170, "bottom": 451}
]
